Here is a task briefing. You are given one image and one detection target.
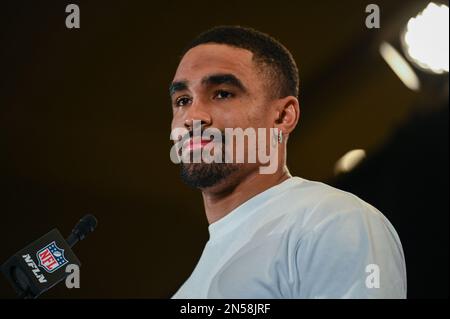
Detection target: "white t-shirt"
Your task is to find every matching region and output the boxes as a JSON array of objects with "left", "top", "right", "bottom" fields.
[{"left": 172, "top": 177, "right": 407, "bottom": 299}]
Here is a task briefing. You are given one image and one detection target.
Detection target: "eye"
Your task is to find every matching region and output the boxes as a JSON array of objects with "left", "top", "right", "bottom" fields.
[
  {"left": 174, "top": 96, "right": 192, "bottom": 107},
  {"left": 214, "top": 90, "right": 234, "bottom": 100}
]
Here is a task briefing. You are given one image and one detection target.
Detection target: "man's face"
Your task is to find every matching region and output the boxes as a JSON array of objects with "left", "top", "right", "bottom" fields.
[{"left": 170, "top": 43, "right": 274, "bottom": 189}]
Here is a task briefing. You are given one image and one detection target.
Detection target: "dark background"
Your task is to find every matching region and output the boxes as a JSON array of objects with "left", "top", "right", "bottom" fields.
[{"left": 0, "top": 0, "right": 448, "bottom": 298}]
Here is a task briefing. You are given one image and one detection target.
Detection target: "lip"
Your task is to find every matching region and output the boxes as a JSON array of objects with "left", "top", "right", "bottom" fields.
[{"left": 183, "top": 138, "right": 212, "bottom": 152}]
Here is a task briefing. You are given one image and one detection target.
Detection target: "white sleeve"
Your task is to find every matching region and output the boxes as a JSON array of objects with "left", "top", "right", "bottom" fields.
[{"left": 294, "top": 207, "right": 407, "bottom": 299}]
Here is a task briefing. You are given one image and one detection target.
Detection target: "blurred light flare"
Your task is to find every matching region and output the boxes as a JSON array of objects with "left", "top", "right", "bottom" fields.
[
  {"left": 380, "top": 41, "right": 421, "bottom": 91},
  {"left": 334, "top": 149, "right": 367, "bottom": 175},
  {"left": 402, "top": 2, "right": 449, "bottom": 74}
]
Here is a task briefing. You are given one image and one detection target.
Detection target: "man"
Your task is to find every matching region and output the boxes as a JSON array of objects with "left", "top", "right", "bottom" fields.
[{"left": 169, "top": 26, "right": 406, "bottom": 298}]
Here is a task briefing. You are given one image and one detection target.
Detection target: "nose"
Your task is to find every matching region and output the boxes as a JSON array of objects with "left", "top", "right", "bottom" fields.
[{"left": 183, "top": 102, "right": 212, "bottom": 132}]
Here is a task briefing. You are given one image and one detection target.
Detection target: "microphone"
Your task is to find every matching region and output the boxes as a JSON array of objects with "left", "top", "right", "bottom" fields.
[
  {"left": 66, "top": 214, "right": 98, "bottom": 248},
  {"left": 1, "top": 214, "right": 98, "bottom": 299}
]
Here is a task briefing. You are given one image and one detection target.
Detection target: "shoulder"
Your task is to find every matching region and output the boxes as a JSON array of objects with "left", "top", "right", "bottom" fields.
[
  {"left": 283, "top": 178, "right": 406, "bottom": 298},
  {"left": 280, "top": 177, "right": 404, "bottom": 261},
  {"left": 284, "top": 177, "right": 393, "bottom": 234}
]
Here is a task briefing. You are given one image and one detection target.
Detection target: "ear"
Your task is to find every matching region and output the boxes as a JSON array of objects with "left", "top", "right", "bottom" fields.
[{"left": 274, "top": 96, "right": 300, "bottom": 135}]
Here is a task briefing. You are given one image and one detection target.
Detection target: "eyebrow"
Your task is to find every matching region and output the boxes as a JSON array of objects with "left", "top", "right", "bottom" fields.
[
  {"left": 169, "top": 81, "right": 188, "bottom": 97},
  {"left": 169, "top": 73, "right": 247, "bottom": 97},
  {"left": 201, "top": 74, "right": 247, "bottom": 92}
]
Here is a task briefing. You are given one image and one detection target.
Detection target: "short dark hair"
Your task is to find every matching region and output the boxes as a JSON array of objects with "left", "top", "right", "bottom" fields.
[{"left": 181, "top": 25, "right": 299, "bottom": 99}]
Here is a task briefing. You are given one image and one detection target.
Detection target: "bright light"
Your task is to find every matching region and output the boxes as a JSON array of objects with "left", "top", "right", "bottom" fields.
[
  {"left": 380, "top": 41, "right": 421, "bottom": 91},
  {"left": 402, "top": 2, "right": 449, "bottom": 74},
  {"left": 334, "top": 149, "right": 366, "bottom": 175}
]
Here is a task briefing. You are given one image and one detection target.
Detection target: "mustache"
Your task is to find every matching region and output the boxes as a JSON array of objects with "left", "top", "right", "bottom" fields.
[{"left": 180, "top": 129, "right": 226, "bottom": 143}]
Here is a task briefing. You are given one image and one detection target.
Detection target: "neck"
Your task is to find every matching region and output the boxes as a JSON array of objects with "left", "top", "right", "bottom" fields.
[{"left": 201, "top": 166, "right": 291, "bottom": 224}]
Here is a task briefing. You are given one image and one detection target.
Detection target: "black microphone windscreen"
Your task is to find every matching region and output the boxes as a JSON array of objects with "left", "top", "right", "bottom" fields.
[{"left": 72, "top": 214, "right": 98, "bottom": 242}]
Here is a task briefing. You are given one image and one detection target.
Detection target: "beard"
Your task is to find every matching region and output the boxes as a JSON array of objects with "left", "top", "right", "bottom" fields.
[
  {"left": 177, "top": 128, "right": 242, "bottom": 189},
  {"left": 180, "top": 162, "right": 241, "bottom": 189}
]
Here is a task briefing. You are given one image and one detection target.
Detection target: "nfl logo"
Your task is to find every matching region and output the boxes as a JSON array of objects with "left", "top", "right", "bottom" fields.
[{"left": 36, "top": 241, "right": 68, "bottom": 273}]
